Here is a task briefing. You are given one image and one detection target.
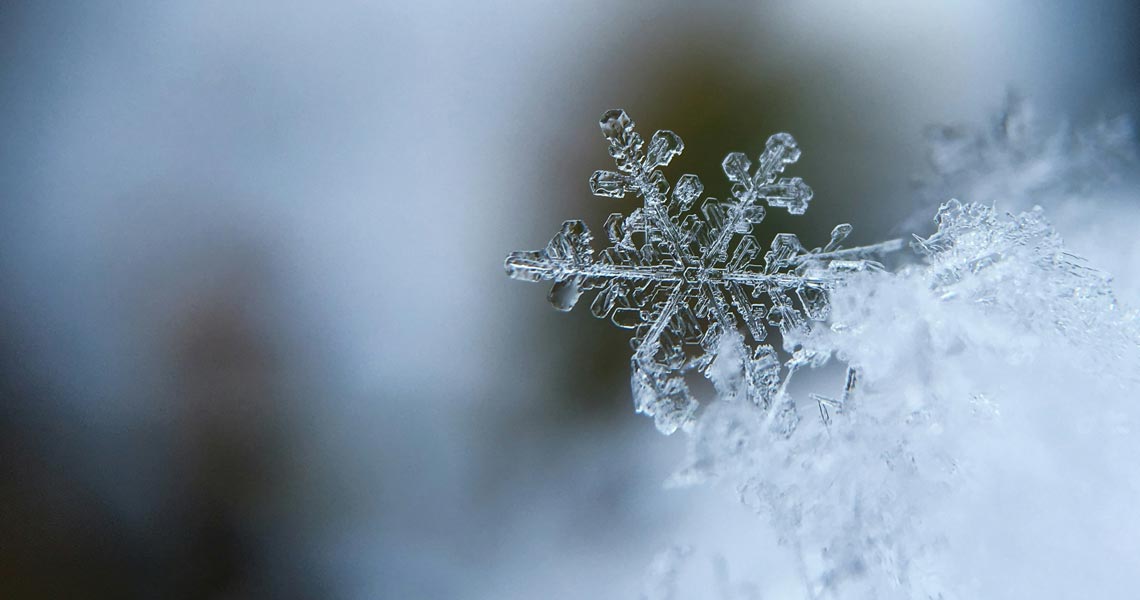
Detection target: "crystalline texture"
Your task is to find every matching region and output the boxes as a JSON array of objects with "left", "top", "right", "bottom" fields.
[
  {"left": 505, "top": 110, "right": 903, "bottom": 433},
  {"left": 906, "top": 94, "right": 1137, "bottom": 232}
]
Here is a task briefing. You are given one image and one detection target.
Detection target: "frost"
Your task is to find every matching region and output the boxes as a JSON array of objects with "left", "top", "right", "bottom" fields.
[
  {"left": 504, "top": 106, "right": 1140, "bottom": 598},
  {"left": 911, "top": 199, "right": 1137, "bottom": 366},
  {"left": 914, "top": 95, "right": 1140, "bottom": 303},
  {"left": 641, "top": 545, "right": 692, "bottom": 600},
  {"left": 911, "top": 94, "right": 1137, "bottom": 225},
  {"left": 506, "top": 109, "right": 902, "bottom": 433},
  {"left": 679, "top": 200, "right": 1140, "bottom": 599}
]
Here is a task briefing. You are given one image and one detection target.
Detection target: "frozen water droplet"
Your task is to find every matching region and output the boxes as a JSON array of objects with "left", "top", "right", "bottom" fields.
[{"left": 548, "top": 276, "right": 583, "bottom": 311}]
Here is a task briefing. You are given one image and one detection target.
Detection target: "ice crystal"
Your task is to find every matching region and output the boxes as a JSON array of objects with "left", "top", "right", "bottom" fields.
[
  {"left": 505, "top": 109, "right": 902, "bottom": 433},
  {"left": 503, "top": 104, "right": 1140, "bottom": 598},
  {"left": 913, "top": 95, "right": 1140, "bottom": 302},
  {"left": 674, "top": 199, "right": 1140, "bottom": 599},
  {"left": 911, "top": 199, "right": 1139, "bottom": 373}
]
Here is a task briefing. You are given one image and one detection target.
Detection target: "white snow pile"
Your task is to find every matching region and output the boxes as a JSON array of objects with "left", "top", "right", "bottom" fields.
[{"left": 667, "top": 107, "right": 1140, "bottom": 599}]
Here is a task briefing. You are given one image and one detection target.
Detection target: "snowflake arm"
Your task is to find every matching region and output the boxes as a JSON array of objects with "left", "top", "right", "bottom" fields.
[{"left": 506, "top": 109, "right": 902, "bottom": 433}]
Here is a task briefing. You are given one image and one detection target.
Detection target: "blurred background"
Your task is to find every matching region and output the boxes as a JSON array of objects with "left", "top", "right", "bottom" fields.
[{"left": 1, "top": 1, "right": 1137, "bottom": 598}]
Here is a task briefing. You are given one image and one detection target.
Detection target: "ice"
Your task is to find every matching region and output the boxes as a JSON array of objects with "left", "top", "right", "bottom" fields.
[
  {"left": 505, "top": 106, "right": 1140, "bottom": 598},
  {"left": 687, "top": 200, "right": 1140, "bottom": 599},
  {"left": 506, "top": 109, "right": 903, "bottom": 433},
  {"left": 909, "top": 94, "right": 1137, "bottom": 231}
]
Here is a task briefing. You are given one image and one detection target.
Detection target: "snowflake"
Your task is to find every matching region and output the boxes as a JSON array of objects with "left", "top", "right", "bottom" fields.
[{"left": 505, "top": 109, "right": 902, "bottom": 433}]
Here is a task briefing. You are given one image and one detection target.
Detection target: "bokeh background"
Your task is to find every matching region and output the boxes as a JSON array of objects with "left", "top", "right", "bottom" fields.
[{"left": 2, "top": 1, "right": 1138, "bottom": 598}]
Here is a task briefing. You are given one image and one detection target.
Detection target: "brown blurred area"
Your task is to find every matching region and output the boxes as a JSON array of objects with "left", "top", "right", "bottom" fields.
[{"left": 1, "top": 245, "right": 322, "bottom": 598}]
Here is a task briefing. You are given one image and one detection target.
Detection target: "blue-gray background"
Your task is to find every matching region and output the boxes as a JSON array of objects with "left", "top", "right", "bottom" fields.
[{"left": 2, "top": 2, "right": 1137, "bottom": 598}]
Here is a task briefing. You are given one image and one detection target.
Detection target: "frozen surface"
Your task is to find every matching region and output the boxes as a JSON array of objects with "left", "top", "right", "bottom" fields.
[
  {"left": 913, "top": 96, "right": 1140, "bottom": 302},
  {"left": 506, "top": 107, "right": 1140, "bottom": 599},
  {"left": 506, "top": 110, "right": 901, "bottom": 434},
  {"left": 672, "top": 200, "right": 1140, "bottom": 598}
]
